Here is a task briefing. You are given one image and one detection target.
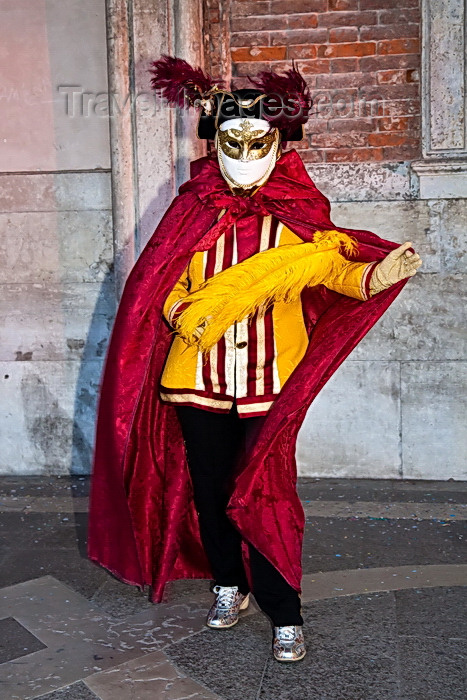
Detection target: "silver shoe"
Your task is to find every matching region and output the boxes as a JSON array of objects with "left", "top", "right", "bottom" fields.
[
  {"left": 273, "top": 625, "right": 306, "bottom": 662},
  {"left": 206, "top": 585, "right": 250, "bottom": 629}
]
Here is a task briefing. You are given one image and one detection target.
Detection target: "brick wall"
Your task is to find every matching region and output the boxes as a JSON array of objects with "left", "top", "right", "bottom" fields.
[{"left": 203, "top": 0, "right": 421, "bottom": 162}]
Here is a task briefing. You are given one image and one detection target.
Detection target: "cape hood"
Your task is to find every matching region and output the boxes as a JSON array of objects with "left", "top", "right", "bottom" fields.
[{"left": 87, "top": 150, "right": 409, "bottom": 602}]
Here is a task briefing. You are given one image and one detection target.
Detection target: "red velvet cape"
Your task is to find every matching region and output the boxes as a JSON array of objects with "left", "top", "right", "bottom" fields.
[{"left": 87, "top": 149, "right": 409, "bottom": 602}]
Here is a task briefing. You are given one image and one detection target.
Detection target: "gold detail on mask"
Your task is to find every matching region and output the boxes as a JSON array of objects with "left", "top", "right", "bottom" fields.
[
  {"left": 216, "top": 125, "right": 281, "bottom": 191},
  {"left": 218, "top": 119, "right": 277, "bottom": 161}
]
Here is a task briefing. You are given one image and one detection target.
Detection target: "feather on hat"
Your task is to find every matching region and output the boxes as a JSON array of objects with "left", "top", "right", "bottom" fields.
[{"left": 148, "top": 54, "right": 312, "bottom": 142}]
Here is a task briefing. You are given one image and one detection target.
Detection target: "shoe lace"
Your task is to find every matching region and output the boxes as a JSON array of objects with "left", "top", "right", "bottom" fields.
[
  {"left": 213, "top": 585, "right": 238, "bottom": 609},
  {"left": 277, "top": 626, "right": 297, "bottom": 641}
]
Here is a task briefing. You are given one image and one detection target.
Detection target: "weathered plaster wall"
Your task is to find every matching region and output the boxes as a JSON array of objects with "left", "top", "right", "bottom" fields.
[
  {"left": 294, "top": 0, "right": 467, "bottom": 480},
  {"left": 296, "top": 167, "right": 466, "bottom": 479},
  {"left": 0, "top": 0, "right": 113, "bottom": 474},
  {"left": 0, "top": 0, "right": 205, "bottom": 475}
]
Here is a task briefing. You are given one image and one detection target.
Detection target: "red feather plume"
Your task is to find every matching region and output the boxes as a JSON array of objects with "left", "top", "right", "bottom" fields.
[
  {"left": 249, "top": 61, "right": 312, "bottom": 139},
  {"left": 148, "top": 55, "right": 222, "bottom": 108}
]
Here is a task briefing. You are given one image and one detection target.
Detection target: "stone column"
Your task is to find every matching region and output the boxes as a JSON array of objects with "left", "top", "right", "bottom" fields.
[
  {"left": 105, "top": 0, "right": 205, "bottom": 297},
  {"left": 411, "top": 0, "right": 467, "bottom": 197},
  {"left": 105, "top": 0, "right": 136, "bottom": 299},
  {"left": 172, "top": 0, "right": 206, "bottom": 192}
]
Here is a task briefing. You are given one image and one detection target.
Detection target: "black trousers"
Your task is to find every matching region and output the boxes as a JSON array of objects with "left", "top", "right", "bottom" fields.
[{"left": 176, "top": 404, "right": 303, "bottom": 627}]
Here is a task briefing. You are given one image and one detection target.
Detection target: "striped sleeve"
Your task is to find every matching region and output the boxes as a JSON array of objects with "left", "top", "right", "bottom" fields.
[{"left": 324, "top": 251, "right": 379, "bottom": 301}]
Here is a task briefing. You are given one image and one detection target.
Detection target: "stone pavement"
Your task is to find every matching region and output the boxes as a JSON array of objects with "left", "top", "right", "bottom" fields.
[{"left": 0, "top": 476, "right": 466, "bottom": 700}]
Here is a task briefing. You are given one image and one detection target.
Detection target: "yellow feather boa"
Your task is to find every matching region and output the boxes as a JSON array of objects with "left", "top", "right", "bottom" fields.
[{"left": 173, "top": 229, "right": 358, "bottom": 353}]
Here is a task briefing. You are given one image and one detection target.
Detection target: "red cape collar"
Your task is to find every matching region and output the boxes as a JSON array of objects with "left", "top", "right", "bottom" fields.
[
  {"left": 180, "top": 150, "right": 332, "bottom": 253},
  {"left": 180, "top": 149, "right": 327, "bottom": 204}
]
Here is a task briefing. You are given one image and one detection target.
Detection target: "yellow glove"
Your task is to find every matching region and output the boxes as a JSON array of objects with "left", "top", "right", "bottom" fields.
[{"left": 370, "top": 241, "right": 422, "bottom": 295}]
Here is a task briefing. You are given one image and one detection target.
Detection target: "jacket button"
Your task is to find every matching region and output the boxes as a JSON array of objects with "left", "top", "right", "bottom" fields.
[{"left": 236, "top": 341, "right": 247, "bottom": 349}]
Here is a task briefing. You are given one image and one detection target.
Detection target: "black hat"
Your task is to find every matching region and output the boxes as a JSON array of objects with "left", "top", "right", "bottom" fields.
[{"left": 196, "top": 88, "right": 305, "bottom": 141}]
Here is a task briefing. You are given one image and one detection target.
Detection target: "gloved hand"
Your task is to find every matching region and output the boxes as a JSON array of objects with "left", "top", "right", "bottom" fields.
[{"left": 370, "top": 241, "right": 422, "bottom": 295}]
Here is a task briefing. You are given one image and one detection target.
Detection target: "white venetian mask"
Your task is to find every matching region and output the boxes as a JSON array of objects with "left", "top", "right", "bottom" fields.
[{"left": 216, "top": 118, "right": 280, "bottom": 190}]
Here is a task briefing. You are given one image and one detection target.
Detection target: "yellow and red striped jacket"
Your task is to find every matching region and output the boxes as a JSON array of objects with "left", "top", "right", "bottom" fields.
[{"left": 160, "top": 215, "right": 375, "bottom": 417}]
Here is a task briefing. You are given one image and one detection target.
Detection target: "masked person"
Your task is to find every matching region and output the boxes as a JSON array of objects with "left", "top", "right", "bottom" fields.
[{"left": 87, "top": 56, "right": 422, "bottom": 663}]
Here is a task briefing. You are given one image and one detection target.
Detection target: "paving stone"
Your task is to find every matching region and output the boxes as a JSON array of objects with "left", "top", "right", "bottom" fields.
[
  {"left": 300, "top": 564, "right": 467, "bottom": 606},
  {"left": 35, "top": 681, "right": 100, "bottom": 700},
  {"left": 0, "top": 475, "right": 90, "bottom": 499},
  {"left": 297, "top": 477, "right": 467, "bottom": 505},
  {"left": 164, "top": 590, "right": 467, "bottom": 699},
  {"left": 0, "top": 549, "right": 110, "bottom": 599},
  {"left": 0, "top": 512, "right": 88, "bottom": 551},
  {"left": 85, "top": 650, "right": 221, "bottom": 700},
  {"left": 398, "top": 636, "right": 467, "bottom": 700},
  {"left": 0, "top": 576, "right": 211, "bottom": 699},
  {"left": 0, "top": 477, "right": 466, "bottom": 699},
  {"left": 303, "top": 500, "right": 467, "bottom": 522},
  {"left": 302, "top": 591, "right": 397, "bottom": 642},
  {"left": 0, "top": 542, "right": 212, "bottom": 612},
  {"left": 166, "top": 595, "right": 399, "bottom": 700},
  {"left": 87, "top": 575, "right": 218, "bottom": 618},
  {"left": 89, "top": 577, "right": 157, "bottom": 618},
  {"left": 258, "top": 636, "right": 398, "bottom": 700},
  {"left": 163, "top": 577, "right": 215, "bottom": 603},
  {"left": 2, "top": 475, "right": 465, "bottom": 504},
  {"left": 165, "top": 611, "right": 272, "bottom": 700},
  {"left": 395, "top": 586, "right": 467, "bottom": 640},
  {"left": 302, "top": 516, "right": 467, "bottom": 574},
  {"left": 0, "top": 616, "right": 47, "bottom": 663},
  {"left": 0, "top": 495, "right": 90, "bottom": 514}
]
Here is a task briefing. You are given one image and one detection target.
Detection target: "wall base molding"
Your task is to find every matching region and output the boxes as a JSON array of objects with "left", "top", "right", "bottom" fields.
[{"left": 411, "top": 159, "right": 467, "bottom": 199}]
